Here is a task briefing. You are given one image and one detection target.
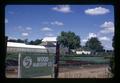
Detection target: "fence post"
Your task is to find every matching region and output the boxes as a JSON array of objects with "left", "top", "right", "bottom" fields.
[
  {"left": 18, "top": 53, "right": 21, "bottom": 78},
  {"left": 4, "top": 36, "right": 8, "bottom": 78},
  {"left": 54, "top": 41, "right": 60, "bottom": 78}
]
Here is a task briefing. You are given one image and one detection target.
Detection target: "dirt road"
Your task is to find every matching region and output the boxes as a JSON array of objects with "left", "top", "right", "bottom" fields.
[{"left": 6, "top": 65, "right": 112, "bottom": 78}]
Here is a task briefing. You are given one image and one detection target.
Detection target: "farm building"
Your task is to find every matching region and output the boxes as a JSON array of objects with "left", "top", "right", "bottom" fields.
[
  {"left": 76, "top": 50, "right": 91, "bottom": 55},
  {"left": 7, "top": 42, "right": 48, "bottom": 53},
  {"left": 40, "top": 37, "right": 57, "bottom": 47},
  {"left": 40, "top": 36, "right": 68, "bottom": 54},
  {"left": 7, "top": 36, "right": 68, "bottom": 54},
  {"left": 75, "top": 47, "right": 91, "bottom": 55}
]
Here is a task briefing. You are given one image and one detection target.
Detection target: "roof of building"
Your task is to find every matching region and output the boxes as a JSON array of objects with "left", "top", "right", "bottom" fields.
[
  {"left": 7, "top": 42, "right": 46, "bottom": 49},
  {"left": 42, "top": 37, "right": 57, "bottom": 42},
  {"left": 40, "top": 42, "right": 56, "bottom": 47}
]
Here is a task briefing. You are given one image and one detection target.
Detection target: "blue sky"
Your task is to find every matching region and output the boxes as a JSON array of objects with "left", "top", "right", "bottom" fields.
[{"left": 5, "top": 5, "right": 114, "bottom": 50}]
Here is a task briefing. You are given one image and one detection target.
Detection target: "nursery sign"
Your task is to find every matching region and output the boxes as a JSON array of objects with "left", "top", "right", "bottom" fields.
[{"left": 19, "top": 53, "right": 54, "bottom": 78}]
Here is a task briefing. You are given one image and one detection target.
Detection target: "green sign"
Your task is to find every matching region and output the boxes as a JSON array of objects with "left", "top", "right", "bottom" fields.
[{"left": 19, "top": 53, "right": 54, "bottom": 78}]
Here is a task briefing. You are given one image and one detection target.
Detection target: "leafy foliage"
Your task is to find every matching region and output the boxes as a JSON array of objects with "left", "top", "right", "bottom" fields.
[
  {"left": 8, "top": 39, "right": 25, "bottom": 43},
  {"left": 29, "top": 39, "right": 42, "bottom": 45},
  {"left": 57, "top": 31, "right": 81, "bottom": 53},
  {"left": 85, "top": 37, "right": 104, "bottom": 52},
  {"left": 8, "top": 38, "right": 42, "bottom": 45}
]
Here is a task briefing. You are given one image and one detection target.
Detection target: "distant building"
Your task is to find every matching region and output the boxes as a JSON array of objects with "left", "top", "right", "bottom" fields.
[
  {"left": 40, "top": 36, "right": 68, "bottom": 54},
  {"left": 7, "top": 37, "right": 68, "bottom": 54},
  {"left": 76, "top": 50, "right": 91, "bottom": 55},
  {"left": 39, "top": 37, "right": 57, "bottom": 53},
  {"left": 75, "top": 47, "right": 91, "bottom": 55},
  {"left": 40, "top": 37, "right": 57, "bottom": 47},
  {"left": 7, "top": 42, "right": 47, "bottom": 53}
]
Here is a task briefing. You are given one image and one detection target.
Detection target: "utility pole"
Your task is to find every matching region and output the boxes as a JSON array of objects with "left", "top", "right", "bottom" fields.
[{"left": 54, "top": 41, "right": 60, "bottom": 78}]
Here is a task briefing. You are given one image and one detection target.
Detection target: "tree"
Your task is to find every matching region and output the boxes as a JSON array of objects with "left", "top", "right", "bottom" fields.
[
  {"left": 8, "top": 38, "right": 24, "bottom": 43},
  {"left": 29, "top": 40, "right": 34, "bottom": 45},
  {"left": 8, "top": 37, "right": 42, "bottom": 45},
  {"left": 16, "top": 39, "right": 25, "bottom": 43},
  {"left": 57, "top": 31, "right": 81, "bottom": 54},
  {"left": 33, "top": 39, "right": 42, "bottom": 45},
  {"left": 29, "top": 39, "right": 42, "bottom": 45},
  {"left": 24, "top": 39, "right": 28, "bottom": 44},
  {"left": 85, "top": 37, "right": 104, "bottom": 52},
  {"left": 8, "top": 39, "right": 17, "bottom": 42}
]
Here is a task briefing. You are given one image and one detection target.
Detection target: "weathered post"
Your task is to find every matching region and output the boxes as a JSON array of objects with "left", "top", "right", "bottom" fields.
[
  {"left": 2, "top": 36, "right": 8, "bottom": 78},
  {"left": 54, "top": 41, "right": 60, "bottom": 78}
]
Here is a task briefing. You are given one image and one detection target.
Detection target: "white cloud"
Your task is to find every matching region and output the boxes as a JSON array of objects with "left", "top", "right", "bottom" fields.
[
  {"left": 18, "top": 26, "right": 32, "bottom": 32},
  {"left": 22, "top": 32, "right": 29, "bottom": 36},
  {"left": 82, "top": 33, "right": 97, "bottom": 44},
  {"left": 88, "top": 33, "right": 97, "bottom": 39},
  {"left": 51, "top": 21, "right": 64, "bottom": 26},
  {"left": 85, "top": 7, "right": 110, "bottom": 15},
  {"left": 52, "top": 5, "right": 72, "bottom": 13},
  {"left": 82, "top": 39, "right": 88, "bottom": 42},
  {"left": 103, "top": 43, "right": 113, "bottom": 50},
  {"left": 100, "top": 21, "right": 114, "bottom": 28},
  {"left": 26, "top": 27, "right": 32, "bottom": 30},
  {"left": 41, "top": 27, "right": 52, "bottom": 31},
  {"left": 100, "top": 21, "right": 114, "bottom": 34},
  {"left": 99, "top": 36, "right": 110, "bottom": 41},
  {"left": 5, "top": 18, "right": 8, "bottom": 23},
  {"left": 83, "top": 33, "right": 110, "bottom": 42},
  {"left": 82, "top": 32, "right": 112, "bottom": 50}
]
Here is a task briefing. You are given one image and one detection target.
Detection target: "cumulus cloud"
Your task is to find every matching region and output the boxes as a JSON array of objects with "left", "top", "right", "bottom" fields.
[
  {"left": 85, "top": 7, "right": 110, "bottom": 15},
  {"left": 100, "top": 21, "right": 114, "bottom": 34},
  {"left": 88, "top": 33, "right": 97, "bottom": 39},
  {"left": 26, "top": 27, "right": 32, "bottom": 30},
  {"left": 41, "top": 27, "right": 52, "bottom": 31},
  {"left": 82, "top": 39, "right": 88, "bottom": 43},
  {"left": 99, "top": 36, "right": 110, "bottom": 41},
  {"left": 103, "top": 42, "right": 113, "bottom": 50},
  {"left": 82, "top": 33, "right": 97, "bottom": 43},
  {"left": 82, "top": 31, "right": 112, "bottom": 50},
  {"left": 5, "top": 18, "right": 8, "bottom": 23},
  {"left": 51, "top": 21, "right": 64, "bottom": 26},
  {"left": 52, "top": 5, "right": 72, "bottom": 13},
  {"left": 22, "top": 32, "right": 29, "bottom": 36}
]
